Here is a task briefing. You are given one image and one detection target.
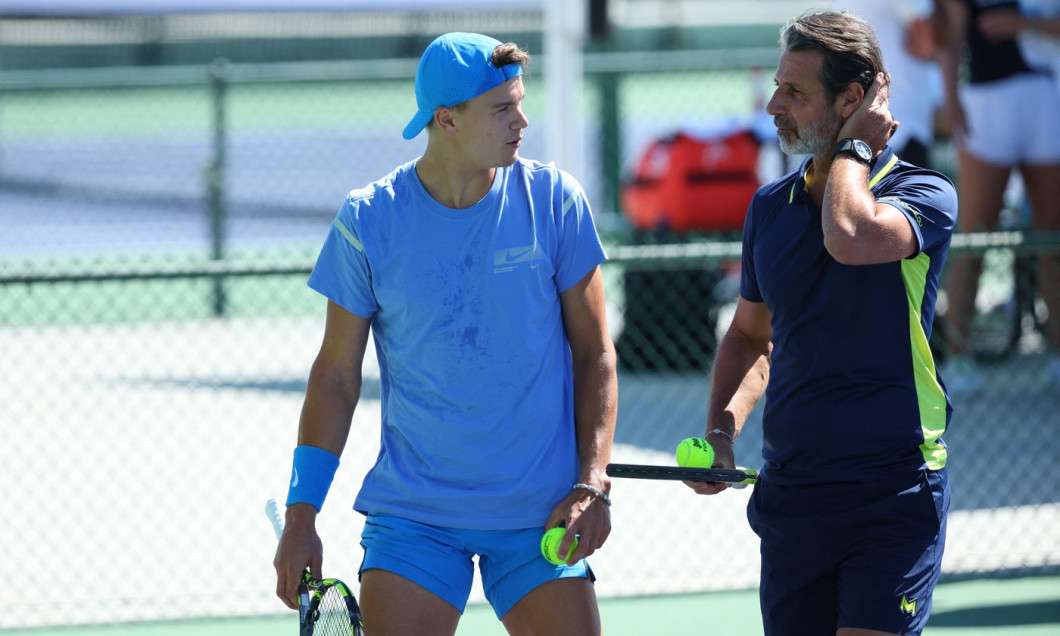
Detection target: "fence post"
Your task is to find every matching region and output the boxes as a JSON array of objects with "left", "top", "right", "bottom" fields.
[
  {"left": 597, "top": 71, "right": 621, "bottom": 216},
  {"left": 207, "top": 58, "right": 230, "bottom": 317}
]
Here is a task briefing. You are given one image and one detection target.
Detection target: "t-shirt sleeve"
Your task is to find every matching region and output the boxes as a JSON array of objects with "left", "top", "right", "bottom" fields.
[
  {"left": 307, "top": 194, "right": 378, "bottom": 319},
  {"left": 553, "top": 170, "right": 607, "bottom": 292}
]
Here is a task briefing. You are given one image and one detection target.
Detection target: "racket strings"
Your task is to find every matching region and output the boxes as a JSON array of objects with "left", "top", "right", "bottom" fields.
[{"left": 309, "top": 584, "right": 364, "bottom": 636}]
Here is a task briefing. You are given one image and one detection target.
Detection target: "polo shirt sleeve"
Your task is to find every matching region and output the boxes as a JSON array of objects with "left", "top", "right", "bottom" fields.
[
  {"left": 739, "top": 196, "right": 764, "bottom": 303},
  {"left": 876, "top": 170, "right": 958, "bottom": 257}
]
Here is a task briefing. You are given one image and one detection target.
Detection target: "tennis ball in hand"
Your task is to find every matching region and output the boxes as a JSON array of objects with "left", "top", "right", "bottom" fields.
[
  {"left": 540, "top": 526, "right": 578, "bottom": 565},
  {"left": 676, "top": 437, "right": 715, "bottom": 468}
]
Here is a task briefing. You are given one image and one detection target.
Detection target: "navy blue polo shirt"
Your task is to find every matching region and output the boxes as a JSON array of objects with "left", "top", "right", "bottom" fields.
[{"left": 740, "top": 147, "right": 958, "bottom": 485}]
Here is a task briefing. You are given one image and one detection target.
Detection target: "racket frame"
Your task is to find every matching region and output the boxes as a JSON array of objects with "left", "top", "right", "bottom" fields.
[
  {"left": 299, "top": 574, "right": 362, "bottom": 636},
  {"left": 606, "top": 463, "right": 758, "bottom": 485},
  {"left": 266, "top": 498, "right": 365, "bottom": 636}
]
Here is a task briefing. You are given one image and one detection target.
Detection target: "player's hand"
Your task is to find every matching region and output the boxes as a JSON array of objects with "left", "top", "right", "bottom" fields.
[
  {"left": 273, "top": 504, "right": 323, "bottom": 610},
  {"left": 836, "top": 72, "right": 898, "bottom": 155},
  {"left": 684, "top": 438, "right": 736, "bottom": 496},
  {"left": 545, "top": 482, "right": 612, "bottom": 564}
]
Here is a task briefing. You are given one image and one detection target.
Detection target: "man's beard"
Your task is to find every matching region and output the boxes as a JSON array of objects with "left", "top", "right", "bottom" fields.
[{"left": 775, "top": 108, "right": 842, "bottom": 158}]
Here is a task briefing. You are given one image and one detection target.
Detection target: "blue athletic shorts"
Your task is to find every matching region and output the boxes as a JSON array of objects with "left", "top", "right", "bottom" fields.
[
  {"left": 358, "top": 514, "right": 594, "bottom": 619},
  {"left": 748, "top": 468, "right": 949, "bottom": 636}
]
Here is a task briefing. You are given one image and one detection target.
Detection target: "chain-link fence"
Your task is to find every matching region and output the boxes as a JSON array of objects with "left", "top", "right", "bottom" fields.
[
  {"left": 2, "top": 7, "right": 1058, "bottom": 630},
  {"left": 3, "top": 238, "right": 1058, "bottom": 629}
]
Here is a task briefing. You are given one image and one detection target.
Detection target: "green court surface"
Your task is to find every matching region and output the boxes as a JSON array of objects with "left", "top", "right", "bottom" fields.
[{"left": 9, "top": 576, "right": 1058, "bottom": 635}]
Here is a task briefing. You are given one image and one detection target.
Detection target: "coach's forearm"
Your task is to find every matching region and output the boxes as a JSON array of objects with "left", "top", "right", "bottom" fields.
[
  {"left": 706, "top": 331, "right": 770, "bottom": 441},
  {"left": 822, "top": 159, "right": 879, "bottom": 260}
]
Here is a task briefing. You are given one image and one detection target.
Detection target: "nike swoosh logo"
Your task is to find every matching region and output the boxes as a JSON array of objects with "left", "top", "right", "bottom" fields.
[
  {"left": 291, "top": 468, "right": 300, "bottom": 488},
  {"left": 506, "top": 247, "right": 535, "bottom": 262}
]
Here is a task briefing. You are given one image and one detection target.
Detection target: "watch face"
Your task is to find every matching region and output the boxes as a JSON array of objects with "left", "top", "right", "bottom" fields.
[{"left": 853, "top": 140, "right": 872, "bottom": 161}]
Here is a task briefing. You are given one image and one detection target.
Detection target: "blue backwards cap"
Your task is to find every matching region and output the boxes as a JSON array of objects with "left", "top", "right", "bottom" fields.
[{"left": 402, "top": 32, "right": 524, "bottom": 140}]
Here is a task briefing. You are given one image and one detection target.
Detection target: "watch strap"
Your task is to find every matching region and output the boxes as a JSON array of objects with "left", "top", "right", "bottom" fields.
[{"left": 832, "top": 138, "right": 871, "bottom": 165}]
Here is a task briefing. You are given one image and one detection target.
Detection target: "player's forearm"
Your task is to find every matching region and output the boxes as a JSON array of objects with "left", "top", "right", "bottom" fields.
[
  {"left": 706, "top": 331, "right": 770, "bottom": 441},
  {"left": 296, "top": 364, "right": 361, "bottom": 457},
  {"left": 979, "top": 9, "right": 1060, "bottom": 39},
  {"left": 571, "top": 347, "right": 618, "bottom": 489},
  {"left": 1028, "top": 17, "right": 1060, "bottom": 37},
  {"left": 938, "top": 0, "right": 967, "bottom": 101},
  {"left": 938, "top": 45, "right": 961, "bottom": 105}
]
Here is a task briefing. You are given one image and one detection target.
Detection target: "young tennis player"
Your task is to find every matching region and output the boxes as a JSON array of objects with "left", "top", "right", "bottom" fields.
[
  {"left": 272, "top": 32, "right": 617, "bottom": 635},
  {"left": 687, "top": 11, "right": 957, "bottom": 636}
]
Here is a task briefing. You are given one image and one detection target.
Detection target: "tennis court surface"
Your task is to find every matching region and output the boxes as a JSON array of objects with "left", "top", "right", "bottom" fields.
[{"left": 4, "top": 576, "right": 1057, "bottom": 635}]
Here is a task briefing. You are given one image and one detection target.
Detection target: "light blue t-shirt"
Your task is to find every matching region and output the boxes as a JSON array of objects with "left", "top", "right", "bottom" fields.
[{"left": 308, "top": 158, "right": 607, "bottom": 529}]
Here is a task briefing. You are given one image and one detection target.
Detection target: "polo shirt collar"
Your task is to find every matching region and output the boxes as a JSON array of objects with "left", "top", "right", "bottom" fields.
[{"left": 789, "top": 145, "right": 899, "bottom": 204}]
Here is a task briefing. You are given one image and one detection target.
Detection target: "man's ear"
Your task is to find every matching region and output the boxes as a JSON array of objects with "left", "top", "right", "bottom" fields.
[
  {"left": 836, "top": 81, "right": 865, "bottom": 118},
  {"left": 434, "top": 107, "right": 458, "bottom": 134}
]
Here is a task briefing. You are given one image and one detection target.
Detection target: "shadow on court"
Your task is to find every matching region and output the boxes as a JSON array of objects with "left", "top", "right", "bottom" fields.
[
  {"left": 929, "top": 599, "right": 1060, "bottom": 628},
  {"left": 137, "top": 375, "right": 382, "bottom": 399}
]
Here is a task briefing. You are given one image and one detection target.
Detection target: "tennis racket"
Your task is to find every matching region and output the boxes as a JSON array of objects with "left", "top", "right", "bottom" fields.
[
  {"left": 606, "top": 463, "right": 758, "bottom": 488},
  {"left": 266, "top": 498, "right": 366, "bottom": 636}
]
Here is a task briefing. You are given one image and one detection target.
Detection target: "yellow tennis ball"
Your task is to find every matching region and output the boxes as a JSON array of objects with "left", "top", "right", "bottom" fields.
[
  {"left": 676, "top": 437, "right": 715, "bottom": 468},
  {"left": 540, "top": 526, "right": 578, "bottom": 565}
]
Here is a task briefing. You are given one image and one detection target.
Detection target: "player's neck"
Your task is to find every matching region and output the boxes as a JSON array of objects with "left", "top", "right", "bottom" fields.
[{"left": 415, "top": 151, "right": 496, "bottom": 210}]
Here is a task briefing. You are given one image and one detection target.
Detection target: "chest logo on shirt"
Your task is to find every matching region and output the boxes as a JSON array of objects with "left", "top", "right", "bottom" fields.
[{"left": 494, "top": 244, "right": 543, "bottom": 274}]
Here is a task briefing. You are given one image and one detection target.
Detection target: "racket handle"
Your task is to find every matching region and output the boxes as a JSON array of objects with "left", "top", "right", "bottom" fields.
[
  {"left": 729, "top": 467, "right": 757, "bottom": 489},
  {"left": 266, "top": 497, "right": 285, "bottom": 541}
]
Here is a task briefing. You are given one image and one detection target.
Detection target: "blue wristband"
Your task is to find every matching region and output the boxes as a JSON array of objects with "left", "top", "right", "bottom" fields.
[{"left": 285, "top": 445, "right": 340, "bottom": 512}]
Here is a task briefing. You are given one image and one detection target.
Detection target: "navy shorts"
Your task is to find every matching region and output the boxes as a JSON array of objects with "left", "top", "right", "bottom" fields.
[{"left": 748, "top": 468, "right": 949, "bottom": 636}]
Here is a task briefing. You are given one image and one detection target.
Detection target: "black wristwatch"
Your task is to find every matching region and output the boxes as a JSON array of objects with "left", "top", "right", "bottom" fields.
[{"left": 832, "top": 138, "right": 873, "bottom": 165}]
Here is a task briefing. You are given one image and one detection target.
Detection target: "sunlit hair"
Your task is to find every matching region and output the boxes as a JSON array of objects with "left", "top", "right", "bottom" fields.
[
  {"left": 492, "top": 42, "right": 531, "bottom": 70},
  {"left": 780, "top": 10, "right": 888, "bottom": 103},
  {"left": 447, "top": 42, "right": 530, "bottom": 115}
]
